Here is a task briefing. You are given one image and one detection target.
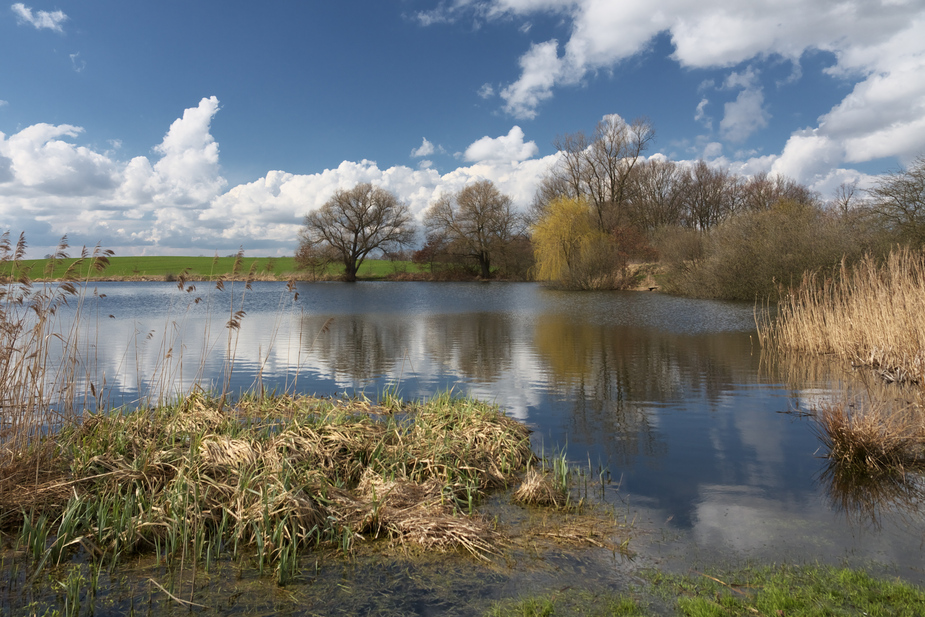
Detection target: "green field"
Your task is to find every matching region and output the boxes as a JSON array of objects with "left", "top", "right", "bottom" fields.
[{"left": 0, "top": 255, "right": 424, "bottom": 281}]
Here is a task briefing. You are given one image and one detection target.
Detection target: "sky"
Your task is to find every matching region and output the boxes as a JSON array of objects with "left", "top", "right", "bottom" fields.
[{"left": 1, "top": 0, "right": 924, "bottom": 258}]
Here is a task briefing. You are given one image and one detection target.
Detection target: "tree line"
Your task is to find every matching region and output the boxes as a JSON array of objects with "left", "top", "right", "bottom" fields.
[{"left": 297, "top": 115, "right": 925, "bottom": 299}]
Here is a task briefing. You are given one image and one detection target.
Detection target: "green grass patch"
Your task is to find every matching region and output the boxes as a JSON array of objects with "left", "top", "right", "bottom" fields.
[
  {"left": 0, "top": 255, "right": 423, "bottom": 281},
  {"left": 648, "top": 564, "right": 925, "bottom": 616},
  {"left": 485, "top": 589, "right": 649, "bottom": 616},
  {"left": 485, "top": 564, "right": 925, "bottom": 616}
]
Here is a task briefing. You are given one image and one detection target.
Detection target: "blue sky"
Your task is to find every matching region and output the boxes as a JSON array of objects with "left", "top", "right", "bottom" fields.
[{"left": 2, "top": 1, "right": 924, "bottom": 257}]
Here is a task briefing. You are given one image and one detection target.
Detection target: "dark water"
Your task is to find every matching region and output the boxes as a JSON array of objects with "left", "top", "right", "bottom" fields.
[{"left": 22, "top": 280, "right": 925, "bottom": 611}]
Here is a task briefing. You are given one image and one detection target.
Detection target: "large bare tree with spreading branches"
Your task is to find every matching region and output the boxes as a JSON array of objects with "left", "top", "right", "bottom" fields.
[
  {"left": 423, "top": 180, "right": 523, "bottom": 279},
  {"left": 539, "top": 115, "right": 655, "bottom": 232},
  {"left": 299, "top": 183, "right": 416, "bottom": 282}
]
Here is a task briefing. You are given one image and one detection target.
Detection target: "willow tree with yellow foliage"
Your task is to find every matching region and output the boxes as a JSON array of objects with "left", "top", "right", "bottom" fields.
[{"left": 531, "top": 196, "right": 630, "bottom": 290}]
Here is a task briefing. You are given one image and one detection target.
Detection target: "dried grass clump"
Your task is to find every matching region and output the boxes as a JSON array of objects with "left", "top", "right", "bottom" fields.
[
  {"left": 402, "top": 393, "right": 534, "bottom": 489},
  {"left": 1, "top": 391, "right": 534, "bottom": 569},
  {"left": 327, "top": 471, "right": 500, "bottom": 559},
  {"left": 813, "top": 400, "right": 925, "bottom": 474},
  {"left": 513, "top": 469, "right": 566, "bottom": 508},
  {"left": 389, "top": 507, "right": 499, "bottom": 558},
  {"left": 199, "top": 436, "right": 261, "bottom": 470}
]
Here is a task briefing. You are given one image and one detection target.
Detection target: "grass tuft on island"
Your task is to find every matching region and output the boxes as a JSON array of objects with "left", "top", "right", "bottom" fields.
[{"left": 0, "top": 391, "right": 537, "bottom": 582}]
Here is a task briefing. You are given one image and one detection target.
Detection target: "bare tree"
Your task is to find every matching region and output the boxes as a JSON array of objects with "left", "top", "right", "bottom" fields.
[
  {"left": 626, "top": 158, "right": 686, "bottom": 232},
  {"left": 541, "top": 115, "right": 655, "bottom": 232},
  {"left": 681, "top": 161, "right": 740, "bottom": 230},
  {"left": 868, "top": 156, "right": 925, "bottom": 246},
  {"left": 739, "top": 172, "right": 817, "bottom": 212},
  {"left": 831, "top": 179, "right": 860, "bottom": 216},
  {"left": 294, "top": 241, "right": 337, "bottom": 281},
  {"left": 300, "top": 183, "right": 416, "bottom": 282},
  {"left": 423, "top": 180, "right": 522, "bottom": 278}
]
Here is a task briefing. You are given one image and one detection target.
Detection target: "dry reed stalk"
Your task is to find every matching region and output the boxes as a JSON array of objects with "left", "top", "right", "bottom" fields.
[{"left": 763, "top": 248, "right": 925, "bottom": 386}]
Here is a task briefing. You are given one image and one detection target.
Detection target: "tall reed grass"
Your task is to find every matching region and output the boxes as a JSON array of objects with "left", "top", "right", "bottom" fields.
[
  {"left": 0, "top": 233, "right": 113, "bottom": 456},
  {"left": 759, "top": 247, "right": 925, "bottom": 475},
  {"left": 759, "top": 248, "right": 925, "bottom": 384}
]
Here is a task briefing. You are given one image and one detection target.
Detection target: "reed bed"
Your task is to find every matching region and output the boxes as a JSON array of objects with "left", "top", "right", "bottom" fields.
[
  {"left": 0, "top": 390, "right": 535, "bottom": 577},
  {"left": 759, "top": 248, "right": 925, "bottom": 385},
  {"left": 0, "top": 233, "right": 113, "bottom": 457},
  {"left": 759, "top": 247, "right": 925, "bottom": 475}
]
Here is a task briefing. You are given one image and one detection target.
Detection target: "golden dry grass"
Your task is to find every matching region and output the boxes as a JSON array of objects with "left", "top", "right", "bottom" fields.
[
  {"left": 759, "top": 247, "right": 925, "bottom": 474},
  {"left": 512, "top": 469, "right": 567, "bottom": 508},
  {"left": 0, "top": 391, "right": 536, "bottom": 566},
  {"left": 760, "top": 248, "right": 925, "bottom": 385},
  {"left": 812, "top": 399, "right": 925, "bottom": 473}
]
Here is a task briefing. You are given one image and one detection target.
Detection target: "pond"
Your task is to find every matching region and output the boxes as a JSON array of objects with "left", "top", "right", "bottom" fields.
[{"left": 9, "top": 280, "right": 925, "bottom": 613}]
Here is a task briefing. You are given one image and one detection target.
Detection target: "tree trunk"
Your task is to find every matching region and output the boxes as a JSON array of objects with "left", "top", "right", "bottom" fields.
[
  {"left": 343, "top": 260, "right": 358, "bottom": 282},
  {"left": 479, "top": 255, "right": 491, "bottom": 279}
]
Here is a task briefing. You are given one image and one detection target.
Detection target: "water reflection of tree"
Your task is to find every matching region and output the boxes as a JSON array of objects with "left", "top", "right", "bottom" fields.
[
  {"left": 300, "top": 315, "right": 409, "bottom": 381},
  {"left": 300, "top": 312, "right": 521, "bottom": 385},
  {"left": 421, "top": 313, "right": 515, "bottom": 383},
  {"left": 534, "top": 314, "right": 758, "bottom": 464}
]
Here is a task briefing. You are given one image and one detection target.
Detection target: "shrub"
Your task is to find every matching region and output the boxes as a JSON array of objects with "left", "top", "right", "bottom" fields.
[
  {"left": 662, "top": 200, "right": 876, "bottom": 301},
  {"left": 531, "top": 197, "right": 635, "bottom": 290}
]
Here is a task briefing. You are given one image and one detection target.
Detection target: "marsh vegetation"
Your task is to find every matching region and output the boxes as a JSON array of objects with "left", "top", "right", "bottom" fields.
[
  {"left": 5, "top": 227, "right": 925, "bottom": 613},
  {"left": 758, "top": 247, "right": 925, "bottom": 516}
]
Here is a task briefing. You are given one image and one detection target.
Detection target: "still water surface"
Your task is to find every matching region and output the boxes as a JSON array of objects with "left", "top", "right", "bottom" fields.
[{"left": 68, "top": 281, "right": 925, "bottom": 582}]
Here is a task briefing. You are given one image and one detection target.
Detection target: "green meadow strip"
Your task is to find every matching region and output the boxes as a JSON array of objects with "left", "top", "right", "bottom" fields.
[{"left": 0, "top": 255, "right": 425, "bottom": 281}]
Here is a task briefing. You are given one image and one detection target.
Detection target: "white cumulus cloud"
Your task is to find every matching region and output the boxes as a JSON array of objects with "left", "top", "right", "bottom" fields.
[
  {"left": 500, "top": 40, "right": 563, "bottom": 119},
  {"left": 719, "top": 68, "right": 770, "bottom": 143},
  {"left": 0, "top": 99, "right": 560, "bottom": 257},
  {"left": 464, "top": 126, "right": 539, "bottom": 163},
  {"left": 422, "top": 0, "right": 925, "bottom": 189},
  {"left": 11, "top": 2, "right": 67, "bottom": 32},
  {"left": 411, "top": 137, "right": 436, "bottom": 157}
]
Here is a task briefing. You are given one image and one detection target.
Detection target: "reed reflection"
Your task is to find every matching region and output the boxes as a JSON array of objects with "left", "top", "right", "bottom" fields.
[{"left": 819, "top": 461, "right": 925, "bottom": 528}]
